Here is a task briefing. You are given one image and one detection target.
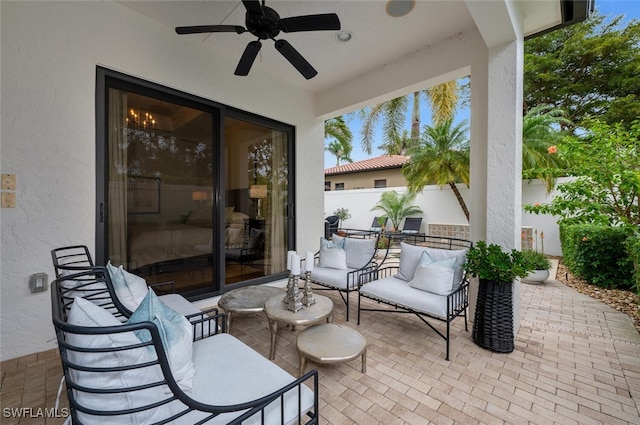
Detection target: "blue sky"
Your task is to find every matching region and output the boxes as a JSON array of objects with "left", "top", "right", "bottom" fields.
[{"left": 324, "top": 0, "right": 640, "bottom": 167}]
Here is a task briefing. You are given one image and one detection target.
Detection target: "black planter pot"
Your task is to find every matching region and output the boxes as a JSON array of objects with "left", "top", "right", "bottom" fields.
[{"left": 472, "top": 278, "right": 514, "bottom": 353}]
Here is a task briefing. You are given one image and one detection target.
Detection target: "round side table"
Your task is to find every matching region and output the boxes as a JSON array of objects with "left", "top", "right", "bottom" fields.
[
  {"left": 296, "top": 323, "right": 367, "bottom": 377},
  {"left": 218, "top": 285, "right": 285, "bottom": 332},
  {"left": 263, "top": 294, "right": 334, "bottom": 360}
]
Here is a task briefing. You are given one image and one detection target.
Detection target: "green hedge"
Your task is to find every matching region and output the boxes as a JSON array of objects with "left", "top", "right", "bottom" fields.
[
  {"left": 559, "top": 224, "right": 635, "bottom": 290},
  {"left": 625, "top": 234, "right": 640, "bottom": 295}
]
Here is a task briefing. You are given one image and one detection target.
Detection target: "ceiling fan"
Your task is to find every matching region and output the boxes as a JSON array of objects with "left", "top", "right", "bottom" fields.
[{"left": 175, "top": 0, "right": 341, "bottom": 80}]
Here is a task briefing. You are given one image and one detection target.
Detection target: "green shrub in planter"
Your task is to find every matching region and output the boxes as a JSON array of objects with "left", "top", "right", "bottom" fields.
[
  {"left": 464, "top": 241, "right": 531, "bottom": 284},
  {"left": 522, "top": 250, "right": 551, "bottom": 271}
]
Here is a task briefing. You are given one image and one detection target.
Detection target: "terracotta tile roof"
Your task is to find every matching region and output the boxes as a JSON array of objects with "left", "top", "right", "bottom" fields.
[{"left": 325, "top": 155, "right": 409, "bottom": 176}]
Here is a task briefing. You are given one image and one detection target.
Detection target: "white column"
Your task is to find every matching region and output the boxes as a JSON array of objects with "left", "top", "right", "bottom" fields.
[{"left": 468, "top": 37, "right": 524, "bottom": 339}]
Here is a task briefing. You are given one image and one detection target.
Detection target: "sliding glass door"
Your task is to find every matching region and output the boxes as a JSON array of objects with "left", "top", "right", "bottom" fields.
[{"left": 97, "top": 68, "right": 294, "bottom": 297}]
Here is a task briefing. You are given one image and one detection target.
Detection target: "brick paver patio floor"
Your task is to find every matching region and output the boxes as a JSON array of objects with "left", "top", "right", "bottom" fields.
[{"left": 2, "top": 278, "right": 639, "bottom": 424}]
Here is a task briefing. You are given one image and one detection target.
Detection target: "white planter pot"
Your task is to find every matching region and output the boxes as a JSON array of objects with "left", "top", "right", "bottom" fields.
[{"left": 522, "top": 269, "right": 550, "bottom": 284}]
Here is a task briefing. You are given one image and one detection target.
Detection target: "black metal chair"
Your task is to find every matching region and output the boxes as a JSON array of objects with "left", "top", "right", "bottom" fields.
[
  {"left": 370, "top": 217, "right": 388, "bottom": 232},
  {"left": 324, "top": 215, "right": 339, "bottom": 239},
  {"left": 51, "top": 245, "right": 94, "bottom": 277},
  {"left": 51, "top": 269, "right": 319, "bottom": 424}
]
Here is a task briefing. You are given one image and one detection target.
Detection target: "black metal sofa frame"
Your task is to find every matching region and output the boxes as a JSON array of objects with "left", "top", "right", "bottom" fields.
[
  {"left": 51, "top": 268, "right": 319, "bottom": 424},
  {"left": 357, "top": 235, "right": 472, "bottom": 360}
]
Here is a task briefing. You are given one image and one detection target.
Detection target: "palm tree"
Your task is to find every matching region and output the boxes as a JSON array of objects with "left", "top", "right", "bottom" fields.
[
  {"left": 360, "top": 81, "right": 460, "bottom": 154},
  {"left": 427, "top": 81, "right": 458, "bottom": 125},
  {"left": 370, "top": 190, "right": 423, "bottom": 232},
  {"left": 377, "top": 129, "right": 417, "bottom": 156},
  {"left": 403, "top": 119, "right": 470, "bottom": 221},
  {"left": 324, "top": 116, "right": 353, "bottom": 166},
  {"left": 522, "top": 105, "right": 571, "bottom": 192},
  {"left": 325, "top": 141, "right": 353, "bottom": 166}
]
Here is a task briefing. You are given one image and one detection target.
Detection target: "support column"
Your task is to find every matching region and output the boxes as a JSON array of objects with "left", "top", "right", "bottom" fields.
[{"left": 468, "top": 37, "right": 524, "bottom": 339}]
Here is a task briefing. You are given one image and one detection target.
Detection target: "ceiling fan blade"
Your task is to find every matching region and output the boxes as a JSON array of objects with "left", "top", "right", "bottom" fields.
[
  {"left": 274, "top": 39, "right": 317, "bottom": 80},
  {"left": 279, "top": 13, "right": 341, "bottom": 33},
  {"left": 234, "top": 41, "right": 262, "bottom": 76},
  {"left": 242, "top": 0, "right": 263, "bottom": 14},
  {"left": 175, "top": 25, "right": 246, "bottom": 35}
]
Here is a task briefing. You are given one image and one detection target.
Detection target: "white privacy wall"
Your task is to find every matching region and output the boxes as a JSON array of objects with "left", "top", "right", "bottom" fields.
[
  {"left": 324, "top": 178, "right": 571, "bottom": 256},
  {"left": 0, "top": 1, "right": 325, "bottom": 361}
]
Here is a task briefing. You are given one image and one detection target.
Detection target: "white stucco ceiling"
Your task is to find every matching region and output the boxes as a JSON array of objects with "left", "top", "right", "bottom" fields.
[{"left": 119, "top": 1, "right": 562, "bottom": 95}]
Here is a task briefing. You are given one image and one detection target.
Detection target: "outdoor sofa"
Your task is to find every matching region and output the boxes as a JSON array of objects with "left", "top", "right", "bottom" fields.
[{"left": 357, "top": 236, "right": 472, "bottom": 360}]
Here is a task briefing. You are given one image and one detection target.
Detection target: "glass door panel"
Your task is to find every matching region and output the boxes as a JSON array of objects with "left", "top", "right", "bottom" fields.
[
  {"left": 107, "top": 89, "right": 215, "bottom": 293},
  {"left": 224, "top": 117, "right": 289, "bottom": 285}
]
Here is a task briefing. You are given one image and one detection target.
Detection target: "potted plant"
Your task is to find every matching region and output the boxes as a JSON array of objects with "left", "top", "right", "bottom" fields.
[
  {"left": 370, "top": 191, "right": 423, "bottom": 232},
  {"left": 521, "top": 250, "right": 551, "bottom": 284},
  {"left": 464, "top": 241, "right": 532, "bottom": 353},
  {"left": 333, "top": 208, "right": 351, "bottom": 236}
]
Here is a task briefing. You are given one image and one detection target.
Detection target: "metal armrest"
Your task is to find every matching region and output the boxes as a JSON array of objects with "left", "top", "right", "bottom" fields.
[{"left": 189, "top": 308, "right": 227, "bottom": 341}]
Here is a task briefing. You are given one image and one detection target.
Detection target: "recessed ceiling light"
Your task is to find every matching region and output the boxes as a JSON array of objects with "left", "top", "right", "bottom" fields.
[
  {"left": 385, "top": 0, "right": 415, "bottom": 18},
  {"left": 336, "top": 31, "right": 352, "bottom": 42}
]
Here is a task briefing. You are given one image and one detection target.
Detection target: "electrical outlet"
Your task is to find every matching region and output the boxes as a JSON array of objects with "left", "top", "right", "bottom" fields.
[
  {"left": 1, "top": 192, "right": 16, "bottom": 208},
  {"left": 29, "top": 273, "right": 48, "bottom": 293}
]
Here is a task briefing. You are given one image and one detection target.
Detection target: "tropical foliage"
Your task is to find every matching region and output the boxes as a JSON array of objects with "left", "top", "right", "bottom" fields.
[
  {"left": 524, "top": 13, "right": 640, "bottom": 131},
  {"left": 464, "top": 241, "right": 531, "bottom": 284},
  {"left": 521, "top": 105, "right": 572, "bottom": 191},
  {"left": 324, "top": 116, "right": 353, "bottom": 166},
  {"left": 525, "top": 119, "right": 640, "bottom": 227},
  {"left": 370, "top": 191, "right": 423, "bottom": 232},
  {"left": 403, "top": 119, "right": 470, "bottom": 221},
  {"left": 359, "top": 81, "right": 461, "bottom": 154}
]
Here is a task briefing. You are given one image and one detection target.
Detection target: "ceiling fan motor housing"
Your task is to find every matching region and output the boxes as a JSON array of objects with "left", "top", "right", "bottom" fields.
[{"left": 246, "top": 6, "right": 281, "bottom": 39}]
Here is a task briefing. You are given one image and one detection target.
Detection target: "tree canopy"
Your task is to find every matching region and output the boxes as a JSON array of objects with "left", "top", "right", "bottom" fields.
[{"left": 524, "top": 13, "right": 640, "bottom": 130}]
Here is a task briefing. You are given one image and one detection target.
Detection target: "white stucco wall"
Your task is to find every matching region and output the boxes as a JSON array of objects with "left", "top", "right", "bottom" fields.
[
  {"left": 324, "top": 178, "right": 571, "bottom": 257},
  {"left": 0, "top": 1, "right": 324, "bottom": 361}
]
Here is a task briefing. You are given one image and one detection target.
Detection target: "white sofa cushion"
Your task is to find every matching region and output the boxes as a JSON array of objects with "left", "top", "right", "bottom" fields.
[
  {"left": 310, "top": 266, "right": 357, "bottom": 290},
  {"left": 66, "top": 297, "right": 179, "bottom": 424},
  {"left": 409, "top": 253, "right": 457, "bottom": 295},
  {"left": 360, "top": 276, "right": 450, "bottom": 318},
  {"left": 332, "top": 234, "right": 376, "bottom": 269},
  {"left": 128, "top": 289, "right": 195, "bottom": 392},
  {"left": 183, "top": 333, "right": 315, "bottom": 425},
  {"left": 397, "top": 243, "right": 468, "bottom": 289}
]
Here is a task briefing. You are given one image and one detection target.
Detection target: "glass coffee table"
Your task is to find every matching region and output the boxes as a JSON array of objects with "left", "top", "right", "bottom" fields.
[
  {"left": 264, "top": 294, "right": 334, "bottom": 360},
  {"left": 218, "top": 286, "right": 285, "bottom": 332}
]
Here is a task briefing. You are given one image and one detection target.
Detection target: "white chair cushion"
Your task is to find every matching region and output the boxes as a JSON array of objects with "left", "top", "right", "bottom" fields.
[
  {"left": 360, "top": 276, "right": 449, "bottom": 318},
  {"left": 409, "top": 253, "right": 457, "bottom": 295},
  {"left": 396, "top": 243, "right": 468, "bottom": 290},
  {"left": 127, "top": 289, "right": 195, "bottom": 392},
  {"left": 310, "top": 266, "right": 357, "bottom": 290},
  {"left": 183, "top": 333, "right": 315, "bottom": 425},
  {"left": 344, "top": 237, "right": 376, "bottom": 269}
]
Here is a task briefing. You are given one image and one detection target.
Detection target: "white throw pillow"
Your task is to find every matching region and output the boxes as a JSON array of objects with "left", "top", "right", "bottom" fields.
[
  {"left": 396, "top": 242, "right": 427, "bottom": 281},
  {"left": 107, "top": 262, "right": 149, "bottom": 311},
  {"left": 66, "top": 297, "right": 175, "bottom": 424},
  {"left": 318, "top": 238, "right": 348, "bottom": 269},
  {"left": 408, "top": 253, "right": 457, "bottom": 295},
  {"left": 344, "top": 237, "right": 376, "bottom": 269},
  {"left": 127, "top": 289, "right": 196, "bottom": 392}
]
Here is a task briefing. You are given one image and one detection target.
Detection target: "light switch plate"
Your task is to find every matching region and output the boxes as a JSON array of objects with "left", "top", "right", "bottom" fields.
[
  {"left": 1, "top": 192, "right": 16, "bottom": 208},
  {"left": 1, "top": 174, "right": 16, "bottom": 190}
]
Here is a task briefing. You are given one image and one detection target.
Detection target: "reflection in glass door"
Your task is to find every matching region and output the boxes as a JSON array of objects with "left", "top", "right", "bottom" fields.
[
  {"left": 223, "top": 117, "right": 289, "bottom": 285},
  {"left": 106, "top": 89, "right": 215, "bottom": 293}
]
